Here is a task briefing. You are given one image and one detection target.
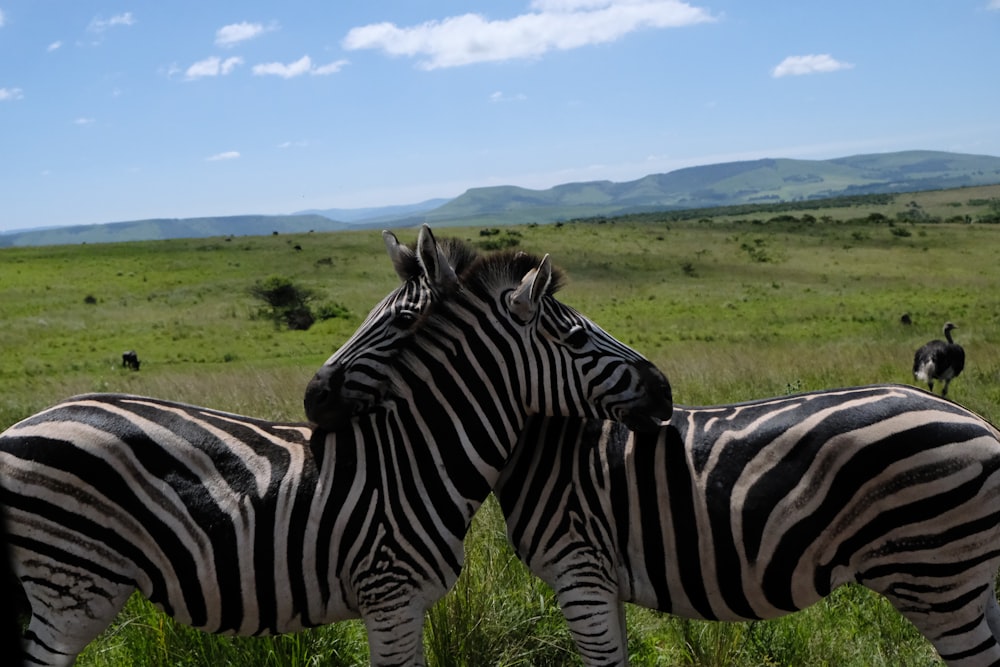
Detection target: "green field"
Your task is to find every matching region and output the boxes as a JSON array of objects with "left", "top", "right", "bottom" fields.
[{"left": 3, "top": 187, "right": 1000, "bottom": 665}]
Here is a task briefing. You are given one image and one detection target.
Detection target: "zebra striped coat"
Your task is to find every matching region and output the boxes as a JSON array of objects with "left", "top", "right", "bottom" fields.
[
  {"left": 1, "top": 225, "right": 671, "bottom": 666},
  {"left": 497, "top": 385, "right": 1000, "bottom": 667}
]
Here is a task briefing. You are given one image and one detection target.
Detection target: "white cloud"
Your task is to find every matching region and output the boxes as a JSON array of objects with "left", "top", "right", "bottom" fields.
[
  {"left": 0, "top": 87, "right": 24, "bottom": 101},
  {"left": 253, "top": 55, "right": 313, "bottom": 78},
  {"left": 0, "top": 9, "right": 6, "bottom": 27},
  {"left": 216, "top": 21, "right": 271, "bottom": 47},
  {"left": 88, "top": 12, "right": 135, "bottom": 33},
  {"left": 252, "top": 55, "right": 349, "bottom": 78},
  {"left": 48, "top": 41, "right": 62, "bottom": 52},
  {"left": 490, "top": 91, "right": 527, "bottom": 102},
  {"left": 772, "top": 54, "right": 854, "bottom": 78},
  {"left": 989, "top": 0, "right": 1000, "bottom": 10},
  {"left": 185, "top": 56, "right": 244, "bottom": 79},
  {"left": 73, "top": 117, "right": 95, "bottom": 125},
  {"left": 207, "top": 151, "right": 241, "bottom": 161},
  {"left": 312, "top": 59, "right": 349, "bottom": 75},
  {"left": 278, "top": 140, "right": 308, "bottom": 149},
  {"left": 343, "top": 0, "right": 716, "bottom": 69}
]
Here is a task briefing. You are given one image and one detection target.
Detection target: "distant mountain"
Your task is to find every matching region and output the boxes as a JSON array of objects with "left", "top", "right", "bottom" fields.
[
  {"left": 295, "top": 198, "right": 452, "bottom": 223},
  {"left": 4, "top": 150, "right": 1000, "bottom": 247},
  {"left": 419, "top": 150, "right": 1000, "bottom": 225},
  {"left": 0, "top": 214, "right": 354, "bottom": 248}
]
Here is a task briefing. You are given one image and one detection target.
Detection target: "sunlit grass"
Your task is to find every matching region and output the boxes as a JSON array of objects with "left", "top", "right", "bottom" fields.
[{"left": 5, "top": 209, "right": 999, "bottom": 665}]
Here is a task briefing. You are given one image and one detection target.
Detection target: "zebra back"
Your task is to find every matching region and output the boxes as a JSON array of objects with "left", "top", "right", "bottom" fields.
[
  {"left": 305, "top": 223, "right": 672, "bottom": 443},
  {"left": 3, "top": 225, "right": 673, "bottom": 665},
  {"left": 498, "top": 385, "right": 1000, "bottom": 666}
]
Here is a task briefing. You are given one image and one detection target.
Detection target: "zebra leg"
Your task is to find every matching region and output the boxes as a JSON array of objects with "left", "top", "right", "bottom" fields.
[
  {"left": 886, "top": 587, "right": 1000, "bottom": 667},
  {"left": 17, "top": 565, "right": 134, "bottom": 667},
  {"left": 552, "top": 583, "right": 629, "bottom": 667},
  {"left": 986, "top": 594, "right": 1000, "bottom": 641},
  {"left": 363, "top": 603, "right": 428, "bottom": 667}
]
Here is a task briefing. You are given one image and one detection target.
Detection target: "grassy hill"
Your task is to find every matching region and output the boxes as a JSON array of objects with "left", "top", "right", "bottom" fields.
[
  {"left": 4, "top": 150, "right": 1000, "bottom": 247},
  {"left": 0, "top": 214, "right": 361, "bottom": 249},
  {"left": 422, "top": 150, "right": 1000, "bottom": 225}
]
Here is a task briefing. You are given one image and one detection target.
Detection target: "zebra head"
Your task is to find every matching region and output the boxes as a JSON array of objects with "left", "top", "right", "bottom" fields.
[{"left": 304, "top": 224, "right": 672, "bottom": 433}]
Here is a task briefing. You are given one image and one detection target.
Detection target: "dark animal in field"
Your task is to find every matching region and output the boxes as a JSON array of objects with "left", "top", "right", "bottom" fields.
[
  {"left": 121, "top": 350, "right": 140, "bottom": 371},
  {"left": 900, "top": 312, "right": 912, "bottom": 325},
  {"left": 913, "top": 321, "right": 964, "bottom": 396}
]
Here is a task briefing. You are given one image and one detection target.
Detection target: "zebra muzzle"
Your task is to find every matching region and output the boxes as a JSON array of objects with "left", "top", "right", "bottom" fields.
[
  {"left": 304, "top": 363, "right": 365, "bottom": 429},
  {"left": 621, "top": 361, "right": 673, "bottom": 432}
]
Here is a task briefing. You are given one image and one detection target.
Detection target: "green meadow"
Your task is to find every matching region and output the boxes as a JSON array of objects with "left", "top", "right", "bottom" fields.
[{"left": 3, "top": 186, "right": 1000, "bottom": 665}]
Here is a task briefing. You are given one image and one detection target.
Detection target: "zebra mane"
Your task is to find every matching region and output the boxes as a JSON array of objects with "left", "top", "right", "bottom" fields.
[
  {"left": 394, "top": 234, "right": 566, "bottom": 297},
  {"left": 464, "top": 248, "right": 566, "bottom": 297},
  {"left": 394, "top": 235, "right": 481, "bottom": 281}
]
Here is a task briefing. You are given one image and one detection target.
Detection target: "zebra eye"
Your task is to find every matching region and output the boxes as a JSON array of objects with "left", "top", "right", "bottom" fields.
[
  {"left": 393, "top": 310, "right": 418, "bottom": 329},
  {"left": 565, "top": 326, "right": 590, "bottom": 349}
]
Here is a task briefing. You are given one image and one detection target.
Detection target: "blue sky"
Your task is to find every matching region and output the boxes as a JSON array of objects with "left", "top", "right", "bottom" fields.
[{"left": 2, "top": 1, "right": 999, "bottom": 232}]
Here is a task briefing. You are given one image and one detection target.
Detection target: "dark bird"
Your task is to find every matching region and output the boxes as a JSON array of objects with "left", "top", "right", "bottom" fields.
[{"left": 913, "top": 322, "right": 965, "bottom": 397}]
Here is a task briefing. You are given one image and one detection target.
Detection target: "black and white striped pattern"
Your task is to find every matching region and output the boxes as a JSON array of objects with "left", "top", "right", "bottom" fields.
[
  {"left": 1, "top": 225, "right": 671, "bottom": 666},
  {"left": 304, "top": 226, "right": 672, "bottom": 437},
  {"left": 497, "top": 385, "right": 1000, "bottom": 666}
]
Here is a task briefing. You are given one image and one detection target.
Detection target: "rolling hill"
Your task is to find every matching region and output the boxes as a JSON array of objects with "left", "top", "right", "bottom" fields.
[
  {"left": 3, "top": 150, "right": 999, "bottom": 247},
  {"left": 420, "top": 150, "right": 1000, "bottom": 225}
]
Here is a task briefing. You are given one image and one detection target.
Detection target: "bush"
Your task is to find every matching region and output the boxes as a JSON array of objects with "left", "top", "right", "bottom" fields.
[
  {"left": 315, "top": 302, "right": 352, "bottom": 321},
  {"left": 478, "top": 234, "right": 521, "bottom": 251},
  {"left": 248, "top": 276, "right": 318, "bottom": 330}
]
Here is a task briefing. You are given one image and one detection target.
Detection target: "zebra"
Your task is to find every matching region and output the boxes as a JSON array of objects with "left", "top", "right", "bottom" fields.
[
  {"left": 496, "top": 385, "right": 1000, "bottom": 667},
  {"left": 0, "top": 224, "right": 672, "bottom": 666},
  {"left": 1, "top": 495, "right": 25, "bottom": 667}
]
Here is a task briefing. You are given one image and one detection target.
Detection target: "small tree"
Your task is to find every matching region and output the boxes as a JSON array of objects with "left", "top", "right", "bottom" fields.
[{"left": 249, "top": 276, "right": 317, "bottom": 330}]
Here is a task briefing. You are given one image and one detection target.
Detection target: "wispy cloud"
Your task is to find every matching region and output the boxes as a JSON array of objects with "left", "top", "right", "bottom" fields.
[
  {"left": 278, "top": 140, "right": 308, "bottom": 149},
  {"left": 253, "top": 55, "right": 312, "bottom": 78},
  {"left": 772, "top": 54, "right": 854, "bottom": 78},
  {"left": 0, "top": 87, "right": 24, "bottom": 101},
  {"left": 989, "top": 0, "right": 1000, "bottom": 10},
  {"left": 490, "top": 91, "right": 527, "bottom": 103},
  {"left": 88, "top": 12, "right": 135, "bottom": 33},
  {"left": 252, "top": 55, "right": 348, "bottom": 78},
  {"left": 216, "top": 21, "right": 274, "bottom": 47},
  {"left": 312, "top": 59, "right": 349, "bottom": 75},
  {"left": 0, "top": 9, "right": 6, "bottom": 28},
  {"left": 73, "top": 117, "right": 95, "bottom": 125},
  {"left": 207, "top": 151, "right": 241, "bottom": 161},
  {"left": 48, "top": 41, "right": 63, "bottom": 52},
  {"left": 343, "top": 0, "right": 716, "bottom": 69},
  {"left": 186, "top": 56, "right": 244, "bottom": 80}
]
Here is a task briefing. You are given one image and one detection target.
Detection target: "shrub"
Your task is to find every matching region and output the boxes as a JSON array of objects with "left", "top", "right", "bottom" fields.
[
  {"left": 248, "top": 276, "right": 319, "bottom": 330},
  {"left": 478, "top": 234, "right": 521, "bottom": 251},
  {"left": 315, "top": 302, "right": 352, "bottom": 321}
]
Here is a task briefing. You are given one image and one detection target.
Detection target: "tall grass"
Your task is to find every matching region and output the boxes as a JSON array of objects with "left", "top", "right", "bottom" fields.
[
  {"left": 4, "top": 209, "right": 998, "bottom": 665},
  {"left": 424, "top": 500, "right": 578, "bottom": 666}
]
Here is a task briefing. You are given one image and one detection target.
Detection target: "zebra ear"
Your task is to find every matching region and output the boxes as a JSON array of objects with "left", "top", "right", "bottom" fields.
[
  {"left": 416, "top": 224, "right": 459, "bottom": 292},
  {"left": 383, "top": 230, "right": 415, "bottom": 282},
  {"left": 508, "top": 254, "right": 552, "bottom": 322}
]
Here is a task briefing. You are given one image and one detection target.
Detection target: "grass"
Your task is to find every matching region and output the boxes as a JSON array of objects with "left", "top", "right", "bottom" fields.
[{"left": 4, "top": 190, "right": 1000, "bottom": 665}]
